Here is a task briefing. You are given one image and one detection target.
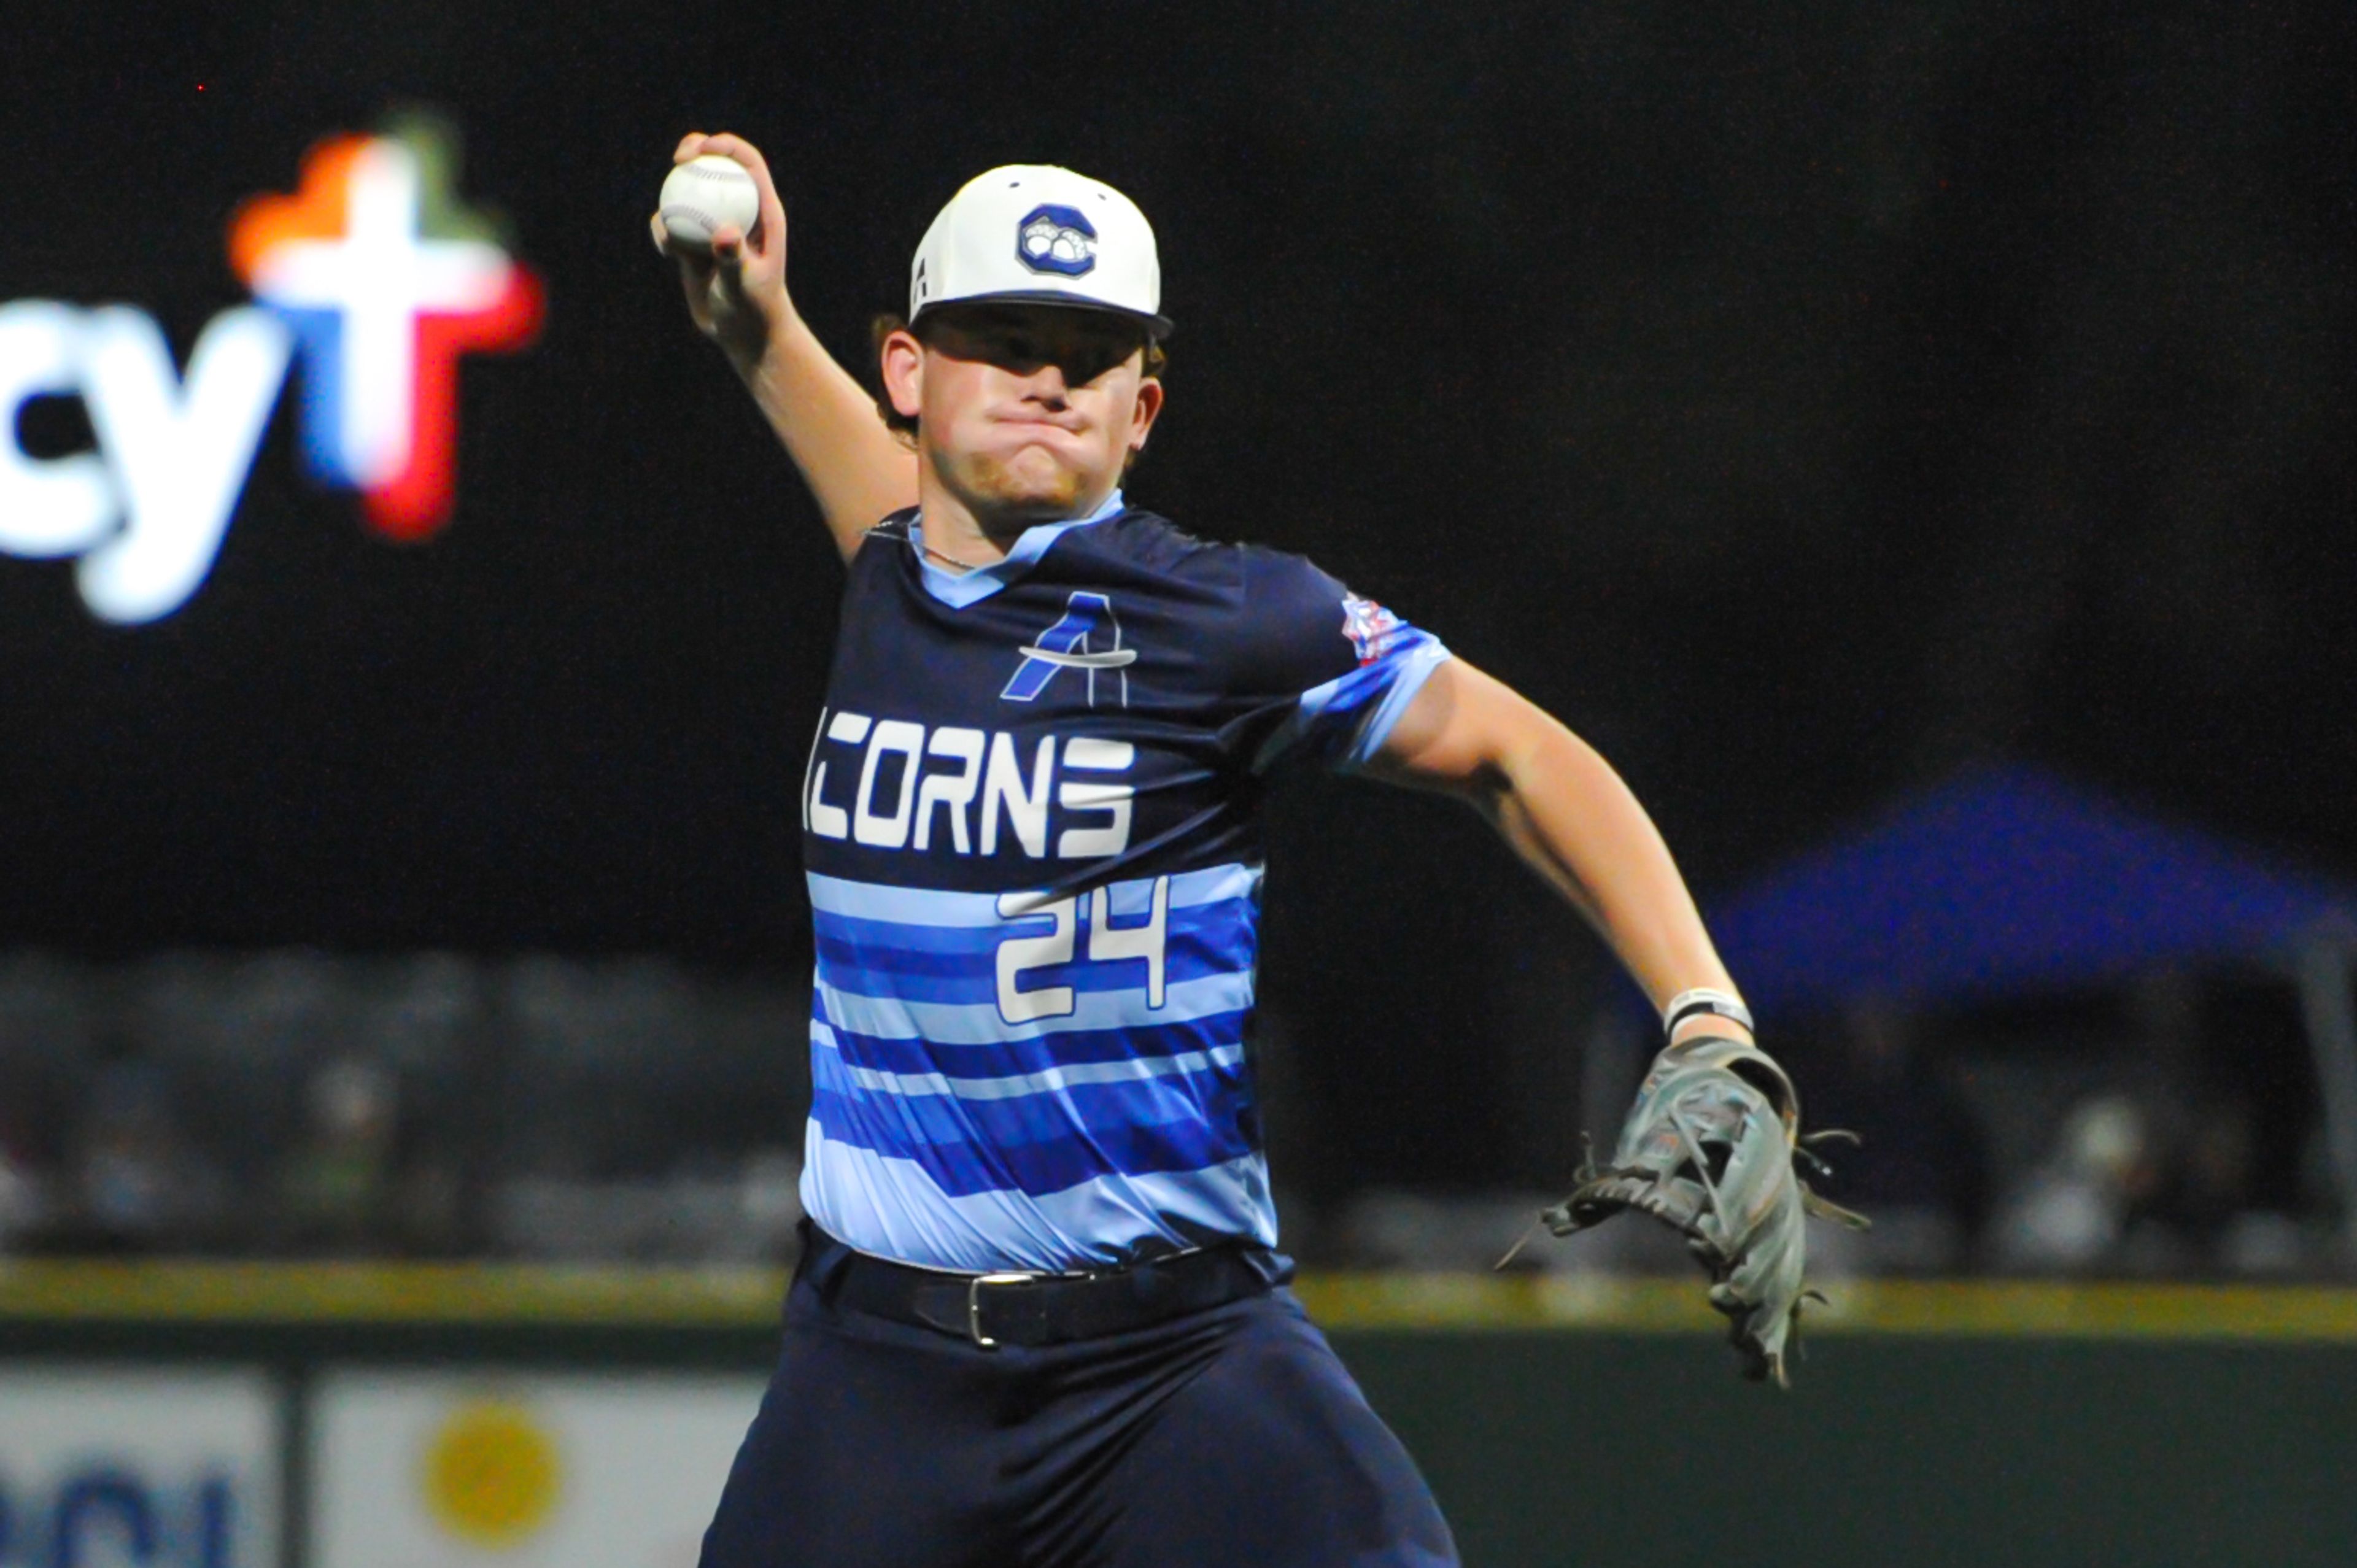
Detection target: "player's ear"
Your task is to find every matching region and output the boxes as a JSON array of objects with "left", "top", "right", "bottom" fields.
[
  {"left": 1127, "top": 374, "right": 1164, "bottom": 454},
  {"left": 881, "top": 328, "right": 925, "bottom": 420}
]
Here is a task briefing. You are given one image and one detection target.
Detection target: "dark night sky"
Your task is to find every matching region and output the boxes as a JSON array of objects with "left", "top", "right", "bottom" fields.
[{"left": 4, "top": 1, "right": 2353, "bottom": 1181}]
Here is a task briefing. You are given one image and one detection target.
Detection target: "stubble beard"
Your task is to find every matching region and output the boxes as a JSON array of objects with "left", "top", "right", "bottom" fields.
[{"left": 932, "top": 441, "right": 1095, "bottom": 535}]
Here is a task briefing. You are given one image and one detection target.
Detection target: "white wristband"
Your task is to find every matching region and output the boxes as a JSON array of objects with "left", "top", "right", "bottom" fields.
[{"left": 1663, "top": 987, "right": 1754, "bottom": 1038}]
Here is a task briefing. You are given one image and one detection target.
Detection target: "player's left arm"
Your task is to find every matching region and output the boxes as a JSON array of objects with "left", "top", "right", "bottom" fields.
[{"left": 1367, "top": 658, "right": 1748, "bottom": 1046}]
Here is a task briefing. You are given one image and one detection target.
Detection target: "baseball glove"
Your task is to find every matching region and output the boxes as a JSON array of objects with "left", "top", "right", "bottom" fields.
[{"left": 1506, "top": 1034, "right": 1867, "bottom": 1386}]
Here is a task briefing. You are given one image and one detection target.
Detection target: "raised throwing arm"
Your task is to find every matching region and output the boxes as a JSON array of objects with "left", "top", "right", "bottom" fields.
[{"left": 651, "top": 133, "right": 917, "bottom": 559}]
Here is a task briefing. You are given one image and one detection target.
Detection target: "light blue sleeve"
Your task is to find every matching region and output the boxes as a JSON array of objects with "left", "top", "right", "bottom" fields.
[{"left": 1252, "top": 602, "right": 1452, "bottom": 774}]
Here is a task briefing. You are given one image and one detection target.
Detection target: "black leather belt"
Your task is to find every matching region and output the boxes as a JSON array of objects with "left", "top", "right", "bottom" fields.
[{"left": 802, "top": 1224, "right": 1280, "bottom": 1350}]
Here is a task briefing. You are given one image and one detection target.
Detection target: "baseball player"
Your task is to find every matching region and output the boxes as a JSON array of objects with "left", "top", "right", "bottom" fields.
[{"left": 655, "top": 132, "right": 1832, "bottom": 1568}]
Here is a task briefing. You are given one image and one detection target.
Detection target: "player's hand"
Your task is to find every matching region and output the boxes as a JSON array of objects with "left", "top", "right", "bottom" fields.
[{"left": 651, "top": 132, "right": 792, "bottom": 369}]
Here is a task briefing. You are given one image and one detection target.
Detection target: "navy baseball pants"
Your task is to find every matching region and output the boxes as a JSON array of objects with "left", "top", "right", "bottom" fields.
[{"left": 698, "top": 1233, "right": 1460, "bottom": 1567}]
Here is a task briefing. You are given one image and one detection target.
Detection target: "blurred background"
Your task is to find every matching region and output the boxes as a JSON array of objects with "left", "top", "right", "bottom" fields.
[{"left": 3, "top": 2, "right": 2354, "bottom": 1565}]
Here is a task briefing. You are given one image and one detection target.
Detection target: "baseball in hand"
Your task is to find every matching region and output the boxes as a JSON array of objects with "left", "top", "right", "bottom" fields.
[{"left": 659, "top": 155, "right": 761, "bottom": 250}]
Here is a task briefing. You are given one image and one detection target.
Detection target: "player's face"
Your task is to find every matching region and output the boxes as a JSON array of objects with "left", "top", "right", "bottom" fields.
[{"left": 886, "top": 304, "right": 1164, "bottom": 526}]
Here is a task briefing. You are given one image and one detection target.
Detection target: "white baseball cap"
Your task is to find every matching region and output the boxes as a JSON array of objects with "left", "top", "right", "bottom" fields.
[{"left": 909, "top": 164, "right": 1171, "bottom": 338}]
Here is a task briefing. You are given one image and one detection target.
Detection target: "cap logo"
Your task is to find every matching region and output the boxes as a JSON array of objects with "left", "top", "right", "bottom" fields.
[{"left": 1016, "top": 204, "right": 1097, "bottom": 277}]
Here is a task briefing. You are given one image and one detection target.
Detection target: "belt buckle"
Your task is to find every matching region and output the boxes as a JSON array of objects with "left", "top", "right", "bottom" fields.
[{"left": 966, "top": 1271, "right": 1043, "bottom": 1349}]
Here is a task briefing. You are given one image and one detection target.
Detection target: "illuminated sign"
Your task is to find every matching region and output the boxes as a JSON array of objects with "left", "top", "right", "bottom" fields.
[
  {"left": 0, "top": 114, "right": 542, "bottom": 624},
  {"left": 229, "top": 122, "right": 543, "bottom": 540}
]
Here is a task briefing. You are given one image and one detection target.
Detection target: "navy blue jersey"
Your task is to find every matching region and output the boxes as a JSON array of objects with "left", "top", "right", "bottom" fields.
[{"left": 796, "top": 491, "right": 1450, "bottom": 1271}]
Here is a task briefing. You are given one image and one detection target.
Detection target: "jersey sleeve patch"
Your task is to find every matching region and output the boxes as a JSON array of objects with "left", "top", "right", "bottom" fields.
[
  {"left": 1340, "top": 593, "right": 1409, "bottom": 665},
  {"left": 1254, "top": 616, "right": 1450, "bottom": 773},
  {"left": 1235, "top": 551, "right": 1450, "bottom": 775}
]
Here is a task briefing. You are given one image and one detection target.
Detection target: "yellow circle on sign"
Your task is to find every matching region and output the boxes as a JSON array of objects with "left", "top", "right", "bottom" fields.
[{"left": 421, "top": 1400, "right": 562, "bottom": 1547}]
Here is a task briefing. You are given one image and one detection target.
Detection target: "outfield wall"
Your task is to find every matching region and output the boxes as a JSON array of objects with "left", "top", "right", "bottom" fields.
[{"left": 2, "top": 1265, "right": 2352, "bottom": 1567}]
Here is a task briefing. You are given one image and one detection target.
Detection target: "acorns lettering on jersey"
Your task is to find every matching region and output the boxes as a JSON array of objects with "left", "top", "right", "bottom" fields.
[{"left": 805, "top": 713, "right": 1136, "bottom": 859}]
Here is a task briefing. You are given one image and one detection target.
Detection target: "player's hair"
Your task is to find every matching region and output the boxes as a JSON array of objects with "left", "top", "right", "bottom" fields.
[{"left": 868, "top": 312, "right": 1167, "bottom": 452}]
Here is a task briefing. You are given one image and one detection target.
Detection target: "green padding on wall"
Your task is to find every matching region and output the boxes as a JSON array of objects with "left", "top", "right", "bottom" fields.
[
  {"left": 1332, "top": 1331, "right": 2357, "bottom": 1568},
  {"left": 10, "top": 1263, "right": 2357, "bottom": 1341}
]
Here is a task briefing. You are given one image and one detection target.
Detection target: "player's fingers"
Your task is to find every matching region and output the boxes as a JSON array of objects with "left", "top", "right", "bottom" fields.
[
  {"left": 649, "top": 211, "right": 671, "bottom": 255},
  {"left": 699, "top": 132, "right": 767, "bottom": 176},
  {"left": 698, "top": 136, "right": 779, "bottom": 202},
  {"left": 670, "top": 244, "right": 719, "bottom": 326},
  {"left": 710, "top": 226, "right": 748, "bottom": 293},
  {"left": 752, "top": 169, "right": 788, "bottom": 260},
  {"left": 673, "top": 131, "right": 708, "bottom": 163}
]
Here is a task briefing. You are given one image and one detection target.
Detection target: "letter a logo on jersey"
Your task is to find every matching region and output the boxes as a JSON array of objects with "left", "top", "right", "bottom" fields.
[{"left": 1004, "top": 591, "right": 1136, "bottom": 707}]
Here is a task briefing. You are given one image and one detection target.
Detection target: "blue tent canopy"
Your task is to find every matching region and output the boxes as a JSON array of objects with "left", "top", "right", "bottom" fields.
[{"left": 1706, "top": 765, "right": 2357, "bottom": 1016}]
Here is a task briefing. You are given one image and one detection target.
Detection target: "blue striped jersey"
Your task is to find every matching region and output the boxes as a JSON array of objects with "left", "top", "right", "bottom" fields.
[{"left": 797, "top": 490, "right": 1450, "bottom": 1272}]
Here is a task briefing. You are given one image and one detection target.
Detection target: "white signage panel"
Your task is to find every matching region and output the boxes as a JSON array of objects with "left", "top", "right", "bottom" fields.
[
  {"left": 308, "top": 1372, "right": 764, "bottom": 1568},
  {"left": 0, "top": 1367, "right": 282, "bottom": 1568}
]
